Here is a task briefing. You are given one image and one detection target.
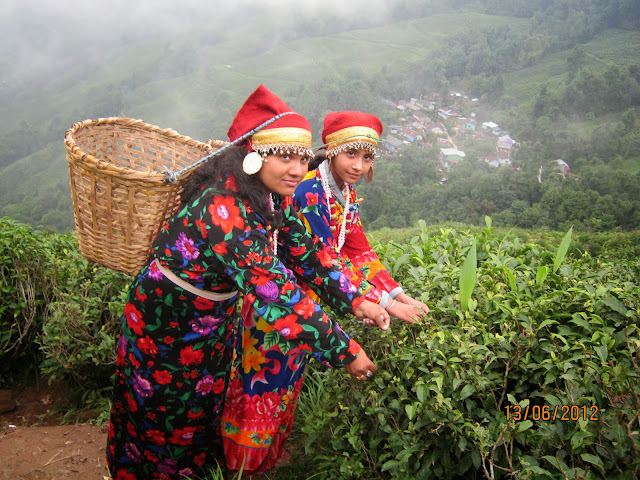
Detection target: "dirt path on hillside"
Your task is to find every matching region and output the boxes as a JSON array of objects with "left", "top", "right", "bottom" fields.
[{"left": 0, "top": 382, "right": 110, "bottom": 479}]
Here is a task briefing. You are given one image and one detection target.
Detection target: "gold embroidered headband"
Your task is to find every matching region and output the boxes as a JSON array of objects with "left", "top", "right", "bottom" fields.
[
  {"left": 252, "top": 127, "right": 314, "bottom": 157},
  {"left": 324, "top": 126, "right": 380, "bottom": 157}
]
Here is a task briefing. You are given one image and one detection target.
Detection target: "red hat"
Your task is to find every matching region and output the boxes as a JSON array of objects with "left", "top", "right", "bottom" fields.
[
  {"left": 227, "top": 84, "right": 313, "bottom": 157},
  {"left": 322, "top": 111, "right": 383, "bottom": 157}
]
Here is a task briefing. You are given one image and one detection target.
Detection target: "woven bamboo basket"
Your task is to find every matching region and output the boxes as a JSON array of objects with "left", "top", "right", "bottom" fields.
[{"left": 64, "top": 117, "right": 227, "bottom": 276}]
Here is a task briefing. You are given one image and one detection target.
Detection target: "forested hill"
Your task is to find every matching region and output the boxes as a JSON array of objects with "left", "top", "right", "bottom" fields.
[{"left": 1, "top": 0, "right": 639, "bottom": 233}]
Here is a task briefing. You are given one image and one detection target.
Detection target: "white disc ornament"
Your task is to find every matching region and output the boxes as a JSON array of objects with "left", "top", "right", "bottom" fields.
[{"left": 243, "top": 152, "right": 263, "bottom": 175}]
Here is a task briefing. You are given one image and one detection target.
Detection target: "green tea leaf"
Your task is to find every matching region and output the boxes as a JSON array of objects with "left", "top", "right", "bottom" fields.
[
  {"left": 459, "top": 239, "right": 477, "bottom": 310},
  {"left": 594, "top": 345, "right": 608, "bottom": 363},
  {"left": 518, "top": 420, "right": 533, "bottom": 432},
  {"left": 505, "top": 268, "right": 517, "bottom": 292},
  {"left": 580, "top": 453, "right": 605, "bottom": 469},
  {"left": 405, "top": 404, "right": 416, "bottom": 420},
  {"left": 459, "top": 384, "right": 475, "bottom": 400},
  {"left": 416, "top": 383, "right": 426, "bottom": 402},
  {"left": 381, "top": 460, "right": 401, "bottom": 472},
  {"left": 553, "top": 226, "right": 573, "bottom": 273},
  {"left": 536, "top": 266, "right": 548, "bottom": 286},
  {"left": 600, "top": 297, "right": 628, "bottom": 316}
]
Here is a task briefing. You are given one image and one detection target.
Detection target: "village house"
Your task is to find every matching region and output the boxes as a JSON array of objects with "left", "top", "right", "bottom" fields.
[
  {"left": 414, "top": 98, "right": 436, "bottom": 110},
  {"left": 478, "top": 153, "right": 498, "bottom": 166},
  {"left": 555, "top": 159, "right": 570, "bottom": 172},
  {"left": 497, "top": 150, "right": 512, "bottom": 166},
  {"left": 382, "top": 135, "right": 404, "bottom": 154},
  {"left": 498, "top": 134, "right": 515, "bottom": 152},
  {"left": 388, "top": 124, "right": 403, "bottom": 134},
  {"left": 479, "top": 151, "right": 512, "bottom": 168},
  {"left": 438, "top": 107, "right": 459, "bottom": 120},
  {"left": 412, "top": 110, "right": 430, "bottom": 125},
  {"left": 440, "top": 147, "right": 466, "bottom": 171}
]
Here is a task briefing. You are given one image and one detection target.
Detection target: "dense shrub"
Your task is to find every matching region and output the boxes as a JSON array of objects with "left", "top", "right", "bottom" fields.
[
  {"left": 39, "top": 231, "right": 128, "bottom": 393},
  {"left": 0, "top": 217, "right": 129, "bottom": 396},
  {"left": 0, "top": 217, "right": 54, "bottom": 384},
  {"left": 3, "top": 215, "right": 640, "bottom": 475},
  {"left": 299, "top": 219, "right": 640, "bottom": 479}
]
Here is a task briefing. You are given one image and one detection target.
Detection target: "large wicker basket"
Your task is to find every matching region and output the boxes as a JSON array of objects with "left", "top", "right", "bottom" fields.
[{"left": 64, "top": 117, "right": 227, "bottom": 276}]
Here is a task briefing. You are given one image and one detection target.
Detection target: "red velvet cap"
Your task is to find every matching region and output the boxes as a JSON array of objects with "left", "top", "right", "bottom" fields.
[
  {"left": 322, "top": 111, "right": 383, "bottom": 156},
  {"left": 227, "top": 84, "right": 312, "bottom": 155}
]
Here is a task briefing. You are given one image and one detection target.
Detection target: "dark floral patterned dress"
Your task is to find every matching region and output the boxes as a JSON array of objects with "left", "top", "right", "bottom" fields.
[
  {"left": 227, "top": 164, "right": 404, "bottom": 474},
  {"left": 106, "top": 173, "right": 365, "bottom": 480}
]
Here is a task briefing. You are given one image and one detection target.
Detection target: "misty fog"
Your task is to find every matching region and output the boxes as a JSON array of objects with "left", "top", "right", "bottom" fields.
[{"left": 0, "top": 0, "right": 395, "bottom": 90}]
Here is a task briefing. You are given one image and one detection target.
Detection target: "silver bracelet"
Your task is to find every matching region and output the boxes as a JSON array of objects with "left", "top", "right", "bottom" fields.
[{"left": 388, "top": 299, "right": 397, "bottom": 309}]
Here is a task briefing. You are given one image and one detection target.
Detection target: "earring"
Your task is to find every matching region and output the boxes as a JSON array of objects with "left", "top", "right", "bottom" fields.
[
  {"left": 243, "top": 152, "right": 263, "bottom": 175},
  {"left": 366, "top": 165, "right": 375, "bottom": 182}
]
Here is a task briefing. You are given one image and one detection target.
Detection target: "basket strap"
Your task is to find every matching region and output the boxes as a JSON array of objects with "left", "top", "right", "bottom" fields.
[
  {"left": 163, "top": 111, "right": 296, "bottom": 183},
  {"left": 154, "top": 259, "right": 238, "bottom": 301}
]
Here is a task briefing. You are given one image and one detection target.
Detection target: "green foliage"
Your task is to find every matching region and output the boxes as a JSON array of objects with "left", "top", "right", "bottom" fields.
[
  {"left": 39, "top": 241, "right": 128, "bottom": 391},
  {"left": 299, "top": 219, "right": 640, "bottom": 479},
  {"left": 0, "top": 217, "right": 128, "bottom": 397},
  {"left": 459, "top": 236, "right": 477, "bottom": 311},
  {"left": 0, "top": 217, "right": 54, "bottom": 383}
]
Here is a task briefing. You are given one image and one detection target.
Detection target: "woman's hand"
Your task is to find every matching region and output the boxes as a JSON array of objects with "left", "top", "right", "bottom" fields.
[
  {"left": 395, "top": 293, "right": 430, "bottom": 315},
  {"left": 386, "top": 300, "right": 425, "bottom": 324},
  {"left": 353, "top": 299, "right": 390, "bottom": 330},
  {"left": 345, "top": 349, "right": 376, "bottom": 381}
]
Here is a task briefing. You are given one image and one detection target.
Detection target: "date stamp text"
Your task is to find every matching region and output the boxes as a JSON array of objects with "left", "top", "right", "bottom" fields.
[{"left": 504, "top": 404, "right": 599, "bottom": 422}]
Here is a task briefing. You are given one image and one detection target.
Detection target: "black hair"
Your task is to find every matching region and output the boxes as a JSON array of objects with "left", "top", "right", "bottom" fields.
[
  {"left": 181, "top": 146, "right": 283, "bottom": 229},
  {"left": 309, "top": 152, "right": 328, "bottom": 171}
]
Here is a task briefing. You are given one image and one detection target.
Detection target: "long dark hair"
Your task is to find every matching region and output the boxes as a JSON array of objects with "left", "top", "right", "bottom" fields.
[
  {"left": 181, "top": 146, "right": 282, "bottom": 229},
  {"left": 309, "top": 153, "right": 328, "bottom": 171}
]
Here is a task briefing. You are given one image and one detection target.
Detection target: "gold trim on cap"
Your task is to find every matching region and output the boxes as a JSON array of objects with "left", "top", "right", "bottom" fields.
[
  {"left": 252, "top": 127, "right": 312, "bottom": 150},
  {"left": 325, "top": 126, "right": 380, "bottom": 149}
]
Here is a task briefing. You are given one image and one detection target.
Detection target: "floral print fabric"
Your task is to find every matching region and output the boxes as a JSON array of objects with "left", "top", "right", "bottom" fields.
[
  {"left": 222, "top": 166, "right": 403, "bottom": 474},
  {"left": 293, "top": 167, "right": 401, "bottom": 300},
  {"left": 106, "top": 173, "right": 364, "bottom": 479},
  {"left": 221, "top": 301, "right": 309, "bottom": 473}
]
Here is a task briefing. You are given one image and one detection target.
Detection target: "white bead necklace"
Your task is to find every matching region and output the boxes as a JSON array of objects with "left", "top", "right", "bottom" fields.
[
  {"left": 268, "top": 194, "right": 279, "bottom": 255},
  {"left": 319, "top": 161, "right": 351, "bottom": 253}
]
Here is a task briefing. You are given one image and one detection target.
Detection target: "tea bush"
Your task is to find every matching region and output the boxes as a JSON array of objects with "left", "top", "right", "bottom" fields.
[
  {"left": 39, "top": 230, "right": 128, "bottom": 393},
  {"left": 299, "top": 219, "right": 640, "bottom": 479},
  {"left": 0, "top": 217, "right": 129, "bottom": 396},
  {"left": 0, "top": 217, "right": 54, "bottom": 384},
  {"left": 2, "top": 216, "right": 639, "bottom": 475}
]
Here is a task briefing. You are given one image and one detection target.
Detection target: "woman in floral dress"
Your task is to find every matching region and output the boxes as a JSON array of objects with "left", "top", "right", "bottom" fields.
[{"left": 106, "top": 86, "right": 388, "bottom": 480}]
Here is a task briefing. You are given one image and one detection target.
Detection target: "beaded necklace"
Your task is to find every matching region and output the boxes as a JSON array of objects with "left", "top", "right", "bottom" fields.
[
  {"left": 319, "top": 160, "right": 351, "bottom": 253},
  {"left": 268, "top": 194, "right": 279, "bottom": 255}
]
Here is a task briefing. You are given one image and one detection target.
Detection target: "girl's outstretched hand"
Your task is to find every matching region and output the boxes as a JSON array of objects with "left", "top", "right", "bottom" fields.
[
  {"left": 395, "top": 293, "right": 430, "bottom": 315},
  {"left": 387, "top": 300, "right": 426, "bottom": 324}
]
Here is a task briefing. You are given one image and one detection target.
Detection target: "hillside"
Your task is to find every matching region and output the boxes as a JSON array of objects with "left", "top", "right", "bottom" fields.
[
  {"left": 0, "top": 11, "right": 524, "bottom": 231},
  {"left": 1, "top": 1, "right": 639, "bottom": 233},
  {"left": 502, "top": 28, "right": 640, "bottom": 108}
]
